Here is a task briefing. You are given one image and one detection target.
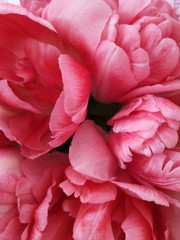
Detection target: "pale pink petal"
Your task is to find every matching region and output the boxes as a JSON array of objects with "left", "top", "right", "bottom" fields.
[
  {"left": 65, "top": 167, "right": 86, "bottom": 186},
  {"left": 170, "top": 18, "right": 180, "bottom": 43},
  {"left": 0, "top": 147, "right": 23, "bottom": 178},
  {"left": 158, "top": 19, "right": 172, "bottom": 39},
  {"left": 20, "top": 0, "right": 51, "bottom": 16},
  {"left": 92, "top": 40, "right": 136, "bottom": 103},
  {"left": 107, "top": 132, "right": 133, "bottom": 168},
  {"left": 43, "top": 0, "right": 111, "bottom": 62},
  {"left": 116, "top": 24, "right": 141, "bottom": 52},
  {"left": 118, "top": 79, "right": 180, "bottom": 102},
  {"left": 127, "top": 149, "right": 180, "bottom": 192},
  {"left": 149, "top": 38, "right": 179, "bottom": 80},
  {"left": 69, "top": 120, "right": 118, "bottom": 181},
  {"left": 113, "top": 181, "right": 174, "bottom": 206},
  {"left": 129, "top": 48, "right": 150, "bottom": 82},
  {"left": 108, "top": 97, "right": 142, "bottom": 123},
  {"left": 60, "top": 179, "right": 80, "bottom": 197},
  {"left": 116, "top": 24, "right": 150, "bottom": 82},
  {"left": 80, "top": 182, "right": 117, "bottom": 204},
  {"left": 131, "top": 199, "right": 155, "bottom": 237},
  {"left": 154, "top": 96, "right": 180, "bottom": 120},
  {"left": 59, "top": 54, "right": 91, "bottom": 123},
  {"left": 121, "top": 206, "right": 152, "bottom": 240},
  {"left": 60, "top": 180, "right": 117, "bottom": 204},
  {"left": 73, "top": 203, "right": 114, "bottom": 240},
  {"left": 118, "top": 0, "right": 151, "bottom": 23},
  {"left": 140, "top": 23, "right": 162, "bottom": 52},
  {"left": 111, "top": 112, "right": 161, "bottom": 133}
]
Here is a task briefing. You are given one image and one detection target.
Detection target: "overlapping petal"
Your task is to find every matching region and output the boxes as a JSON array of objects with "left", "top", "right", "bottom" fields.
[
  {"left": 69, "top": 120, "right": 118, "bottom": 181},
  {"left": 108, "top": 95, "right": 180, "bottom": 166},
  {"left": 0, "top": 4, "right": 91, "bottom": 158}
]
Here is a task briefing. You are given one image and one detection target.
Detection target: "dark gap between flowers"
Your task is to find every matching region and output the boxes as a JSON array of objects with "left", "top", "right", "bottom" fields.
[{"left": 52, "top": 95, "right": 122, "bottom": 153}]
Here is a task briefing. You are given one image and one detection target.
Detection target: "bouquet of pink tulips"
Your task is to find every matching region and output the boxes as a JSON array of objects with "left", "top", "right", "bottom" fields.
[{"left": 0, "top": 0, "right": 179, "bottom": 239}]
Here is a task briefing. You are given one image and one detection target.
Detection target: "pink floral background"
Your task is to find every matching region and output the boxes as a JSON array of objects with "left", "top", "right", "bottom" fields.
[{"left": 0, "top": 0, "right": 179, "bottom": 239}]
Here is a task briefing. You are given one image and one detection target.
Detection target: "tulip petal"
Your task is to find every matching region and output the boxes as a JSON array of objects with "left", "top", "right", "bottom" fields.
[
  {"left": 114, "top": 181, "right": 172, "bottom": 206},
  {"left": 118, "top": 0, "right": 151, "bottom": 23},
  {"left": 69, "top": 120, "right": 118, "bottom": 181},
  {"left": 49, "top": 93, "right": 79, "bottom": 148},
  {"left": 25, "top": 38, "right": 62, "bottom": 87},
  {"left": 20, "top": 0, "right": 51, "bottom": 16},
  {"left": 118, "top": 79, "right": 180, "bottom": 102},
  {"left": 59, "top": 54, "right": 91, "bottom": 123},
  {"left": 122, "top": 206, "right": 152, "bottom": 240},
  {"left": 73, "top": 203, "right": 114, "bottom": 240},
  {"left": 127, "top": 150, "right": 180, "bottom": 192},
  {"left": 116, "top": 24, "right": 141, "bottom": 52},
  {"left": 80, "top": 182, "right": 117, "bottom": 204},
  {"left": 93, "top": 40, "right": 135, "bottom": 102},
  {"left": 43, "top": 0, "right": 111, "bottom": 62},
  {"left": 150, "top": 38, "right": 179, "bottom": 80},
  {"left": 0, "top": 3, "right": 60, "bottom": 48}
]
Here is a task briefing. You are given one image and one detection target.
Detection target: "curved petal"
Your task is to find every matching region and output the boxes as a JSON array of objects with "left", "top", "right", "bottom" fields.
[
  {"left": 122, "top": 206, "right": 152, "bottom": 240},
  {"left": 59, "top": 54, "right": 91, "bottom": 123},
  {"left": 80, "top": 182, "right": 117, "bottom": 204},
  {"left": 0, "top": 80, "right": 39, "bottom": 112},
  {"left": 49, "top": 93, "right": 79, "bottom": 148},
  {"left": 118, "top": 79, "right": 180, "bottom": 102},
  {"left": 43, "top": 0, "right": 111, "bottom": 62},
  {"left": 61, "top": 170, "right": 117, "bottom": 204},
  {"left": 0, "top": 216, "right": 24, "bottom": 240},
  {"left": 129, "top": 48, "right": 150, "bottom": 82},
  {"left": 92, "top": 41, "right": 136, "bottom": 103},
  {"left": 69, "top": 120, "right": 118, "bottom": 181},
  {"left": 25, "top": 38, "right": 62, "bottom": 87},
  {"left": 127, "top": 149, "right": 180, "bottom": 192},
  {"left": 9, "top": 113, "right": 51, "bottom": 158},
  {"left": 0, "top": 3, "right": 61, "bottom": 49},
  {"left": 149, "top": 38, "right": 179, "bottom": 81},
  {"left": 20, "top": 0, "right": 51, "bottom": 16},
  {"left": 140, "top": 23, "right": 162, "bottom": 52},
  {"left": 117, "top": 0, "right": 151, "bottom": 23},
  {"left": 113, "top": 181, "right": 178, "bottom": 206},
  {"left": 73, "top": 203, "right": 114, "bottom": 240},
  {"left": 116, "top": 24, "right": 141, "bottom": 52}
]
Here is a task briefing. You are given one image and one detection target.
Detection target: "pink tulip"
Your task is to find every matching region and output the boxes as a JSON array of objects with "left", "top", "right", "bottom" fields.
[
  {"left": 0, "top": 3, "right": 91, "bottom": 158},
  {"left": 108, "top": 94, "right": 180, "bottom": 168},
  {"left": 59, "top": 120, "right": 180, "bottom": 239},
  {"left": 22, "top": 0, "right": 180, "bottom": 103},
  {"left": 16, "top": 151, "right": 74, "bottom": 240},
  {"left": 63, "top": 188, "right": 179, "bottom": 240},
  {"left": 92, "top": 0, "right": 180, "bottom": 102}
]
